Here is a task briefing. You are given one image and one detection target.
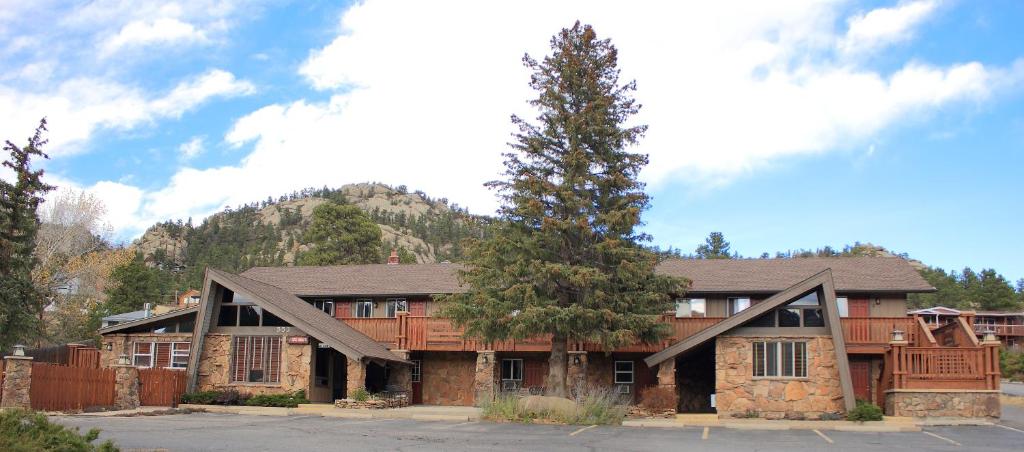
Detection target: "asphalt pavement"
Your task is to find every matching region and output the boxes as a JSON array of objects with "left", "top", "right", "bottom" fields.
[{"left": 53, "top": 413, "right": 1024, "bottom": 452}]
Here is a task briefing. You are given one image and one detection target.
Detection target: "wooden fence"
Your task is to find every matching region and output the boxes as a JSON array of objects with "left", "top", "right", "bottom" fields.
[
  {"left": 841, "top": 317, "right": 918, "bottom": 345},
  {"left": 25, "top": 344, "right": 101, "bottom": 368},
  {"left": 30, "top": 363, "right": 115, "bottom": 411},
  {"left": 889, "top": 344, "right": 999, "bottom": 390},
  {"left": 139, "top": 368, "right": 188, "bottom": 407}
]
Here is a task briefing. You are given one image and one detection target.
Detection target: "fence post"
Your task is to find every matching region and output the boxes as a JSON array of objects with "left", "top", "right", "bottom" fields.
[
  {"left": 0, "top": 355, "right": 33, "bottom": 409},
  {"left": 981, "top": 334, "right": 1001, "bottom": 390},
  {"left": 397, "top": 311, "right": 408, "bottom": 350},
  {"left": 113, "top": 363, "right": 140, "bottom": 410},
  {"left": 888, "top": 338, "right": 907, "bottom": 390}
]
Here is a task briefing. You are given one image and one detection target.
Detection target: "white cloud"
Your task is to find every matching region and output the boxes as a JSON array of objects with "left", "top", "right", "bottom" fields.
[
  {"left": 100, "top": 17, "right": 207, "bottom": 57},
  {"left": 839, "top": 0, "right": 939, "bottom": 55},
  {"left": 0, "top": 69, "right": 254, "bottom": 155},
  {"left": 179, "top": 136, "right": 205, "bottom": 160},
  {"left": 51, "top": 0, "right": 1024, "bottom": 239}
]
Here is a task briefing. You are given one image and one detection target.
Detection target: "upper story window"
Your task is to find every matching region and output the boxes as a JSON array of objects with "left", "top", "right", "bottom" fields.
[
  {"left": 386, "top": 298, "right": 408, "bottom": 318},
  {"left": 675, "top": 298, "right": 706, "bottom": 318},
  {"left": 216, "top": 291, "right": 290, "bottom": 328},
  {"left": 836, "top": 296, "right": 849, "bottom": 318},
  {"left": 728, "top": 297, "right": 751, "bottom": 316},
  {"left": 747, "top": 291, "right": 824, "bottom": 328},
  {"left": 312, "top": 299, "right": 335, "bottom": 317},
  {"left": 355, "top": 299, "right": 373, "bottom": 318}
]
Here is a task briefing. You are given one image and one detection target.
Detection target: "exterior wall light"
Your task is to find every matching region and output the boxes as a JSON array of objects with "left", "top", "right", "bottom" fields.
[
  {"left": 983, "top": 329, "right": 998, "bottom": 342},
  {"left": 12, "top": 344, "right": 26, "bottom": 356},
  {"left": 891, "top": 329, "right": 905, "bottom": 342},
  {"left": 117, "top": 354, "right": 130, "bottom": 365}
]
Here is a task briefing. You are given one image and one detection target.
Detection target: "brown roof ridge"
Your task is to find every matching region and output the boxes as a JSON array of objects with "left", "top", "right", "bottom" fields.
[{"left": 98, "top": 306, "right": 199, "bottom": 334}]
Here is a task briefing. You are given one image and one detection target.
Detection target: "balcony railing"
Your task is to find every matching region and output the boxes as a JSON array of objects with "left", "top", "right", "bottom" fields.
[
  {"left": 342, "top": 315, "right": 926, "bottom": 352},
  {"left": 973, "top": 324, "right": 1024, "bottom": 337}
]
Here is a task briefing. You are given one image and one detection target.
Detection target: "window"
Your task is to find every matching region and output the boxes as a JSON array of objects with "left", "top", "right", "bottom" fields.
[
  {"left": 217, "top": 301, "right": 290, "bottom": 327},
  {"left": 386, "top": 298, "right": 408, "bottom": 318},
  {"left": 239, "top": 305, "right": 262, "bottom": 326},
  {"left": 355, "top": 299, "right": 373, "bottom": 318},
  {"left": 753, "top": 341, "right": 806, "bottom": 378},
  {"left": 728, "top": 297, "right": 751, "bottom": 316},
  {"left": 675, "top": 298, "right": 706, "bottom": 318},
  {"left": 231, "top": 336, "right": 282, "bottom": 383},
  {"left": 313, "top": 299, "right": 335, "bottom": 316},
  {"left": 411, "top": 360, "right": 422, "bottom": 383},
  {"left": 262, "top": 311, "right": 289, "bottom": 327},
  {"left": 133, "top": 342, "right": 153, "bottom": 368},
  {"left": 217, "top": 305, "right": 238, "bottom": 326},
  {"left": 837, "top": 297, "right": 849, "bottom": 318},
  {"left": 501, "top": 359, "right": 523, "bottom": 382},
  {"left": 614, "top": 361, "right": 634, "bottom": 384},
  {"left": 171, "top": 343, "right": 190, "bottom": 368}
]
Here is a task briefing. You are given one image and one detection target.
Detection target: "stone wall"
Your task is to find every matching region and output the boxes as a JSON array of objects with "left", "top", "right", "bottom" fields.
[
  {"left": 422, "top": 352, "right": 475, "bottom": 406},
  {"left": 885, "top": 390, "right": 1000, "bottom": 418},
  {"left": 0, "top": 357, "right": 32, "bottom": 409},
  {"left": 113, "top": 366, "right": 140, "bottom": 410},
  {"left": 715, "top": 335, "right": 844, "bottom": 419},
  {"left": 196, "top": 334, "right": 312, "bottom": 396},
  {"left": 100, "top": 333, "right": 193, "bottom": 368}
]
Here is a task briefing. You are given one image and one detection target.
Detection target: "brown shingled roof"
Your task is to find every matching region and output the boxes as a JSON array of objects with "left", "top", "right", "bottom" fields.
[
  {"left": 654, "top": 257, "right": 934, "bottom": 293},
  {"left": 241, "top": 263, "right": 465, "bottom": 296},
  {"left": 207, "top": 269, "right": 407, "bottom": 364}
]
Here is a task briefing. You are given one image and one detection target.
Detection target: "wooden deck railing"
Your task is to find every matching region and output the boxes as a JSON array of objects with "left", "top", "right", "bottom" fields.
[
  {"left": 840, "top": 317, "right": 917, "bottom": 345},
  {"left": 889, "top": 342, "right": 1000, "bottom": 390},
  {"left": 345, "top": 315, "right": 940, "bottom": 352}
]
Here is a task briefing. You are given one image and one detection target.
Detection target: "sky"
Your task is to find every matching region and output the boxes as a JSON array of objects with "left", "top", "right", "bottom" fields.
[{"left": 1, "top": 0, "right": 1022, "bottom": 281}]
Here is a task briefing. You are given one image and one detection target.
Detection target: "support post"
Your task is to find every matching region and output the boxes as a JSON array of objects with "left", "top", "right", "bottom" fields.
[
  {"left": 388, "top": 350, "right": 413, "bottom": 394},
  {"left": 474, "top": 351, "right": 496, "bottom": 405},
  {"left": 112, "top": 364, "right": 140, "bottom": 410},
  {"left": 346, "top": 358, "right": 367, "bottom": 396},
  {"left": 396, "top": 311, "right": 409, "bottom": 350},
  {"left": 657, "top": 358, "right": 678, "bottom": 409},
  {"left": 889, "top": 339, "right": 908, "bottom": 389},
  {"left": 981, "top": 337, "right": 1001, "bottom": 390},
  {"left": 0, "top": 355, "right": 33, "bottom": 409}
]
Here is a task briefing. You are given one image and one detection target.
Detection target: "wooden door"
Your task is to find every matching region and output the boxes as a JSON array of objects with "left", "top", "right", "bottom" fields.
[
  {"left": 850, "top": 360, "right": 871, "bottom": 402},
  {"left": 411, "top": 359, "right": 423, "bottom": 404},
  {"left": 523, "top": 360, "right": 548, "bottom": 392},
  {"left": 849, "top": 298, "right": 870, "bottom": 317}
]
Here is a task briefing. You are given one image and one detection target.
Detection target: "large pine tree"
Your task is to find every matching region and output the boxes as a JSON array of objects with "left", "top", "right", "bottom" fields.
[
  {"left": 0, "top": 119, "right": 54, "bottom": 352},
  {"left": 441, "top": 23, "right": 685, "bottom": 397}
]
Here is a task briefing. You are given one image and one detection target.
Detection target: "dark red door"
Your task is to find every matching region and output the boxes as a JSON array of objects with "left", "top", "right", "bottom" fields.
[
  {"left": 411, "top": 359, "right": 423, "bottom": 404},
  {"left": 849, "top": 298, "right": 870, "bottom": 317},
  {"left": 523, "top": 360, "right": 547, "bottom": 391},
  {"left": 850, "top": 360, "right": 870, "bottom": 402}
]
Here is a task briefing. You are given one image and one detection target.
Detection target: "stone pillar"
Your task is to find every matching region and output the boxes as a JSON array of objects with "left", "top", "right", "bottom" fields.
[
  {"left": 347, "top": 357, "right": 367, "bottom": 396},
  {"left": 657, "top": 358, "right": 678, "bottom": 408},
  {"left": 473, "top": 351, "right": 496, "bottom": 405},
  {"left": 388, "top": 350, "right": 412, "bottom": 393},
  {"left": 1, "top": 355, "right": 33, "bottom": 409},
  {"left": 112, "top": 364, "right": 140, "bottom": 410},
  {"left": 567, "top": 351, "right": 588, "bottom": 393}
]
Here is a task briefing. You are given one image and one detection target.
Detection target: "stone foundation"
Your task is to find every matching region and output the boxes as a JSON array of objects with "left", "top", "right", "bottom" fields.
[
  {"left": 885, "top": 390, "right": 1000, "bottom": 418},
  {"left": 347, "top": 358, "right": 366, "bottom": 394},
  {"left": 0, "top": 356, "right": 33, "bottom": 409},
  {"left": 715, "top": 336, "right": 844, "bottom": 419}
]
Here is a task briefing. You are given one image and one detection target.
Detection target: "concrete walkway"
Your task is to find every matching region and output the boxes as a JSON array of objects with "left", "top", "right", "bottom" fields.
[{"left": 178, "top": 403, "right": 481, "bottom": 421}]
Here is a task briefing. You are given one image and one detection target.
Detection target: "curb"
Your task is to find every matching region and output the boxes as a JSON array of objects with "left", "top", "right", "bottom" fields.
[{"left": 622, "top": 418, "right": 921, "bottom": 432}]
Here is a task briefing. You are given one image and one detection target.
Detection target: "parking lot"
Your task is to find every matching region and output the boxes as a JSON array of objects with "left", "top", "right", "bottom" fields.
[{"left": 54, "top": 412, "right": 1024, "bottom": 452}]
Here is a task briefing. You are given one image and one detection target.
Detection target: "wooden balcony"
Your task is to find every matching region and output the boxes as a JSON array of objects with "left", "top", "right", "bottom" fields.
[
  {"left": 973, "top": 324, "right": 1024, "bottom": 337},
  {"left": 342, "top": 315, "right": 921, "bottom": 353}
]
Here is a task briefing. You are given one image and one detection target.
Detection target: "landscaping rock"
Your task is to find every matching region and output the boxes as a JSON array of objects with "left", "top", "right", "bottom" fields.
[{"left": 517, "top": 395, "right": 577, "bottom": 418}]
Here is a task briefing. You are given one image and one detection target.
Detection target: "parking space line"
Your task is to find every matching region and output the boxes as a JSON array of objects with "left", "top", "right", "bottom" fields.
[
  {"left": 923, "top": 431, "right": 961, "bottom": 446},
  {"left": 569, "top": 425, "right": 597, "bottom": 436},
  {"left": 701, "top": 427, "right": 709, "bottom": 440},
  {"left": 812, "top": 429, "right": 833, "bottom": 444},
  {"left": 995, "top": 424, "right": 1024, "bottom": 434}
]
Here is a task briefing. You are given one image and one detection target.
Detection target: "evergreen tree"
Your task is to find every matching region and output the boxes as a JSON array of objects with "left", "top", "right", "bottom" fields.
[
  {"left": 297, "top": 202, "right": 382, "bottom": 265},
  {"left": 0, "top": 119, "right": 54, "bottom": 351},
  {"left": 102, "top": 254, "right": 168, "bottom": 315},
  {"left": 695, "top": 232, "right": 732, "bottom": 259},
  {"left": 440, "top": 23, "right": 685, "bottom": 397}
]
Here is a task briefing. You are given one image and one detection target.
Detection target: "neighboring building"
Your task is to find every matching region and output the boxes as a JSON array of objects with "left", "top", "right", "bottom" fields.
[
  {"left": 99, "top": 257, "right": 1001, "bottom": 419},
  {"left": 910, "top": 306, "right": 1024, "bottom": 350},
  {"left": 100, "top": 304, "right": 179, "bottom": 328},
  {"left": 178, "top": 289, "right": 202, "bottom": 308},
  {"left": 98, "top": 307, "right": 197, "bottom": 368}
]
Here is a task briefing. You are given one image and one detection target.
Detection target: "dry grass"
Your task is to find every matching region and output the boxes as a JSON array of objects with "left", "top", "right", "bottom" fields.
[{"left": 1001, "top": 395, "right": 1024, "bottom": 408}]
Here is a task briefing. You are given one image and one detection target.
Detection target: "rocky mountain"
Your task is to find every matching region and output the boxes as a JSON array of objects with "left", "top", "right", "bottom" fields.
[{"left": 135, "top": 182, "right": 491, "bottom": 290}]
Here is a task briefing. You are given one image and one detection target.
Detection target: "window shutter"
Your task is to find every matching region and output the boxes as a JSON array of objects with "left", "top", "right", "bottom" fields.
[
  {"left": 267, "top": 337, "right": 281, "bottom": 383},
  {"left": 232, "top": 337, "right": 247, "bottom": 382},
  {"left": 795, "top": 342, "right": 807, "bottom": 377},
  {"left": 753, "top": 342, "right": 765, "bottom": 377},
  {"left": 155, "top": 343, "right": 172, "bottom": 368}
]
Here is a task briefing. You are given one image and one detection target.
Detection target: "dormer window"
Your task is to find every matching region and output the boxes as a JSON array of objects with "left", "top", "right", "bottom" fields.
[{"left": 728, "top": 297, "right": 751, "bottom": 316}]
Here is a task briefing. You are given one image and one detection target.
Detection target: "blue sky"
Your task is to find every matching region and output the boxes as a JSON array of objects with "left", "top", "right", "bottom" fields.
[{"left": 1, "top": 1, "right": 1021, "bottom": 282}]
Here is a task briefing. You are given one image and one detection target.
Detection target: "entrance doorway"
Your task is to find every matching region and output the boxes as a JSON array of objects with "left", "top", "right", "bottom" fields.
[
  {"left": 676, "top": 342, "right": 716, "bottom": 413},
  {"left": 332, "top": 352, "right": 347, "bottom": 400},
  {"left": 850, "top": 358, "right": 871, "bottom": 402}
]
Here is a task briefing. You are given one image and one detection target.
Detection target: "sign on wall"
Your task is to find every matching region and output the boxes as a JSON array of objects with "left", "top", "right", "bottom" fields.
[{"left": 287, "top": 336, "right": 309, "bottom": 345}]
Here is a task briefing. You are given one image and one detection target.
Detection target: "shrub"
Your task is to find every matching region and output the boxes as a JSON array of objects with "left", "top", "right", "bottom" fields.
[
  {"left": 819, "top": 412, "right": 843, "bottom": 421},
  {"left": 350, "top": 388, "right": 369, "bottom": 402},
  {"left": 481, "top": 394, "right": 531, "bottom": 422},
  {"left": 214, "top": 389, "right": 249, "bottom": 406},
  {"left": 638, "top": 386, "right": 676, "bottom": 412},
  {"left": 567, "top": 386, "right": 626, "bottom": 425},
  {"left": 245, "top": 390, "right": 310, "bottom": 408},
  {"left": 180, "top": 391, "right": 219, "bottom": 405},
  {"left": 1000, "top": 348, "right": 1024, "bottom": 381},
  {"left": 0, "top": 409, "right": 118, "bottom": 451},
  {"left": 847, "top": 400, "right": 883, "bottom": 422}
]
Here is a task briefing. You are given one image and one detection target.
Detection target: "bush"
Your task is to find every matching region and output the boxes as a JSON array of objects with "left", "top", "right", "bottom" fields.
[
  {"left": 214, "top": 389, "right": 249, "bottom": 406},
  {"left": 350, "top": 388, "right": 369, "bottom": 402},
  {"left": 180, "top": 391, "right": 219, "bottom": 405},
  {"left": 0, "top": 409, "right": 118, "bottom": 451},
  {"left": 1000, "top": 348, "right": 1024, "bottom": 381},
  {"left": 847, "top": 400, "right": 883, "bottom": 422},
  {"left": 638, "top": 386, "right": 676, "bottom": 412},
  {"left": 481, "top": 394, "right": 530, "bottom": 422},
  {"left": 245, "top": 390, "right": 310, "bottom": 408},
  {"left": 481, "top": 386, "right": 626, "bottom": 425}
]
